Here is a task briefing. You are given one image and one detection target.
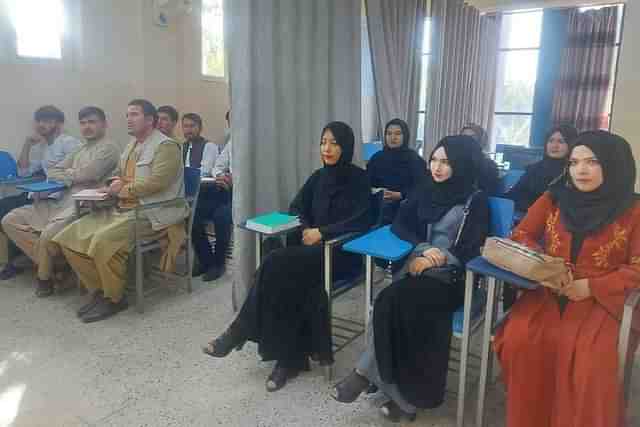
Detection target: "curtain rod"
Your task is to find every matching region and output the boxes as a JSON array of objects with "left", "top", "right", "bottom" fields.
[{"left": 475, "top": 0, "right": 624, "bottom": 14}]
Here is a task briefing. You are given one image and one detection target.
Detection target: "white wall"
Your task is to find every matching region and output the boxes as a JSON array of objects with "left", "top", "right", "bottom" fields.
[{"left": 0, "top": 0, "right": 229, "bottom": 156}]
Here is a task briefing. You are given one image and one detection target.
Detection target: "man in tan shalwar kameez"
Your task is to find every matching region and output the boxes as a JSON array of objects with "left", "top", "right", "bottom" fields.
[
  {"left": 54, "top": 99, "right": 187, "bottom": 323},
  {"left": 2, "top": 107, "right": 120, "bottom": 296}
]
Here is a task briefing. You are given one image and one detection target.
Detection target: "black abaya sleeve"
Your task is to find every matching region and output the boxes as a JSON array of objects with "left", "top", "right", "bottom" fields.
[
  {"left": 289, "top": 171, "right": 318, "bottom": 229},
  {"left": 390, "top": 197, "right": 422, "bottom": 246},
  {"left": 318, "top": 169, "right": 371, "bottom": 239},
  {"left": 449, "top": 191, "right": 489, "bottom": 265},
  {"left": 505, "top": 163, "right": 541, "bottom": 212},
  {"left": 479, "top": 158, "right": 501, "bottom": 196},
  {"left": 403, "top": 154, "right": 427, "bottom": 199}
]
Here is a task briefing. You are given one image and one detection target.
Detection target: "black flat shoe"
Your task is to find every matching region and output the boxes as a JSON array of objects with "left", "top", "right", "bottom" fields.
[
  {"left": 265, "top": 361, "right": 307, "bottom": 392},
  {"left": 331, "top": 370, "right": 370, "bottom": 403},
  {"left": 202, "top": 264, "right": 225, "bottom": 282},
  {"left": 202, "top": 324, "right": 247, "bottom": 358},
  {"left": 380, "top": 401, "right": 416, "bottom": 423},
  {"left": 0, "top": 264, "right": 19, "bottom": 281},
  {"left": 81, "top": 297, "right": 128, "bottom": 323},
  {"left": 77, "top": 291, "right": 104, "bottom": 317},
  {"left": 35, "top": 280, "right": 54, "bottom": 297}
]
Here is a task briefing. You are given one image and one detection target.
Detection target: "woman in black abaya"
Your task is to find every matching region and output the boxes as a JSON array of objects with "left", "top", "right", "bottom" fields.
[
  {"left": 367, "top": 118, "right": 427, "bottom": 224},
  {"left": 331, "top": 136, "right": 489, "bottom": 422},
  {"left": 202, "top": 121, "right": 370, "bottom": 392}
]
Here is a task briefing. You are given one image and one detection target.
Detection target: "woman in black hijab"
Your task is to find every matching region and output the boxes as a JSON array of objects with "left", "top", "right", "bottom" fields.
[
  {"left": 367, "top": 118, "right": 427, "bottom": 223},
  {"left": 507, "top": 124, "right": 578, "bottom": 212},
  {"left": 331, "top": 136, "right": 489, "bottom": 422},
  {"left": 457, "top": 127, "right": 500, "bottom": 195},
  {"left": 202, "top": 121, "right": 370, "bottom": 392},
  {"left": 494, "top": 131, "right": 640, "bottom": 427}
]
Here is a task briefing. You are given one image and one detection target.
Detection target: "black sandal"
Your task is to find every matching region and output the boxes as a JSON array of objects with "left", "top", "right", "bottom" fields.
[
  {"left": 265, "top": 360, "right": 308, "bottom": 392},
  {"left": 380, "top": 401, "right": 417, "bottom": 423},
  {"left": 202, "top": 325, "right": 247, "bottom": 358},
  {"left": 35, "top": 280, "right": 54, "bottom": 297},
  {"left": 331, "top": 370, "right": 370, "bottom": 403}
]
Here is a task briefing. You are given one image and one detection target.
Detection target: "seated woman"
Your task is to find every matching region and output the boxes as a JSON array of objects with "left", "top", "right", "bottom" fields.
[
  {"left": 507, "top": 124, "right": 578, "bottom": 212},
  {"left": 202, "top": 121, "right": 370, "bottom": 392},
  {"left": 331, "top": 136, "right": 488, "bottom": 422},
  {"left": 494, "top": 131, "right": 640, "bottom": 427},
  {"left": 367, "top": 118, "right": 426, "bottom": 224},
  {"left": 460, "top": 124, "right": 500, "bottom": 195}
]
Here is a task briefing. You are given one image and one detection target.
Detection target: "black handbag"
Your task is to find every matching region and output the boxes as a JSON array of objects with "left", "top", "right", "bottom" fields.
[{"left": 417, "top": 190, "right": 479, "bottom": 284}]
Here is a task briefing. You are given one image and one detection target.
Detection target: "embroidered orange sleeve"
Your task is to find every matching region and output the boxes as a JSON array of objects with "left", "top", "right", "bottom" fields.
[
  {"left": 510, "top": 192, "right": 554, "bottom": 252},
  {"left": 590, "top": 207, "right": 640, "bottom": 321}
]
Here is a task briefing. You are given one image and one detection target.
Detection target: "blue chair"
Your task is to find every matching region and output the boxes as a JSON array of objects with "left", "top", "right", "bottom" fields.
[
  {"left": 363, "top": 141, "right": 383, "bottom": 162},
  {"left": 132, "top": 166, "right": 201, "bottom": 313},
  {"left": 0, "top": 151, "right": 17, "bottom": 179},
  {"left": 499, "top": 169, "right": 525, "bottom": 194}
]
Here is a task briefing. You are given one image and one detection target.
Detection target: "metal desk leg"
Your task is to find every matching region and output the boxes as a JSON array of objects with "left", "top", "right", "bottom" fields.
[
  {"left": 457, "top": 270, "right": 476, "bottom": 427},
  {"left": 255, "top": 233, "right": 262, "bottom": 270},
  {"left": 324, "top": 243, "right": 333, "bottom": 381},
  {"left": 364, "top": 255, "right": 373, "bottom": 346},
  {"left": 476, "top": 277, "right": 498, "bottom": 427}
]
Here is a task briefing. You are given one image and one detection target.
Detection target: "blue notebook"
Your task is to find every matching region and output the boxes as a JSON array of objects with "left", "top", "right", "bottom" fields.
[{"left": 17, "top": 181, "right": 66, "bottom": 193}]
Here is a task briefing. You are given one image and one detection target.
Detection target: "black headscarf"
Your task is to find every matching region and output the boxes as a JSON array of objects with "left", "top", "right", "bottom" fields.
[
  {"left": 537, "top": 124, "right": 579, "bottom": 185},
  {"left": 549, "top": 131, "right": 636, "bottom": 261},
  {"left": 418, "top": 136, "right": 477, "bottom": 223},
  {"left": 367, "top": 118, "right": 427, "bottom": 196}
]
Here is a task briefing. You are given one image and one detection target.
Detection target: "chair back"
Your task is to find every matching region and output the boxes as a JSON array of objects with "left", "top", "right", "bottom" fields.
[
  {"left": 184, "top": 167, "right": 201, "bottom": 201},
  {"left": 499, "top": 169, "right": 525, "bottom": 194},
  {"left": 488, "top": 197, "right": 515, "bottom": 238},
  {"left": 363, "top": 141, "right": 383, "bottom": 161},
  {"left": 0, "top": 151, "right": 18, "bottom": 179}
]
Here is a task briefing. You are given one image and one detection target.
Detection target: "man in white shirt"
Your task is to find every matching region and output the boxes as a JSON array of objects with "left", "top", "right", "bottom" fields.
[
  {"left": 192, "top": 111, "right": 233, "bottom": 282},
  {"left": 0, "top": 105, "right": 80, "bottom": 279}
]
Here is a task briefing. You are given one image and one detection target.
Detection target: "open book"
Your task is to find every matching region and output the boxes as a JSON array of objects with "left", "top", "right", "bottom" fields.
[{"left": 72, "top": 189, "right": 109, "bottom": 201}]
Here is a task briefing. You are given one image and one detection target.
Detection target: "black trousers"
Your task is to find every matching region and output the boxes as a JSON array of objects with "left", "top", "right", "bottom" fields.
[{"left": 191, "top": 186, "right": 232, "bottom": 270}]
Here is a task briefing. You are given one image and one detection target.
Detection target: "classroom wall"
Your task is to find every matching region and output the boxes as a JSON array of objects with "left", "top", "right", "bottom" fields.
[{"left": 0, "top": 0, "right": 229, "bottom": 156}]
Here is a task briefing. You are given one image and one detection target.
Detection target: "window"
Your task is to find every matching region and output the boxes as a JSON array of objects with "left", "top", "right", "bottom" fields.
[
  {"left": 492, "top": 10, "right": 543, "bottom": 148},
  {"left": 601, "top": 4, "right": 624, "bottom": 130},
  {"left": 416, "top": 18, "right": 431, "bottom": 149},
  {"left": 6, "top": 0, "right": 64, "bottom": 59},
  {"left": 202, "top": 0, "right": 225, "bottom": 79}
]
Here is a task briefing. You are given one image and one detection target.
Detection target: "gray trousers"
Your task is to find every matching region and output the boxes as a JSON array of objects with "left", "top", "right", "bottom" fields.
[{"left": 356, "top": 323, "right": 417, "bottom": 414}]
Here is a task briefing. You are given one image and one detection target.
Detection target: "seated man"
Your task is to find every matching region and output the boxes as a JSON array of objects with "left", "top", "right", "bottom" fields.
[
  {"left": 0, "top": 105, "right": 81, "bottom": 279},
  {"left": 2, "top": 107, "right": 120, "bottom": 296},
  {"left": 54, "top": 99, "right": 187, "bottom": 323},
  {"left": 192, "top": 111, "right": 232, "bottom": 282},
  {"left": 157, "top": 105, "right": 179, "bottom": 138},
  {"left": 182, "top": 113, "right": 220, "bottom": 170}
]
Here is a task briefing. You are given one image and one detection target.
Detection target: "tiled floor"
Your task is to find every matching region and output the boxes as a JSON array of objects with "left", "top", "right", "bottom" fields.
[{"left": 0, "top": 268, "right": 637, "bottom": 427}]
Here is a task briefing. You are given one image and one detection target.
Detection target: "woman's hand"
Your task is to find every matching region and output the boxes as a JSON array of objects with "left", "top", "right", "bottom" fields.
[
  {"left": 421, "top": 248, "right": 447, "bottom": 268},
  {"left": 302, "top": 228, "right": 322, "bottom": 246},
  {"left": 409, "top": 257, "right": 433, "bottom": 276},
  {"left": 383, "top": 190, "right": 402, "bottom": 201},
  {"left": 562, "top": 278, "right": 592, "bottom": 302}
]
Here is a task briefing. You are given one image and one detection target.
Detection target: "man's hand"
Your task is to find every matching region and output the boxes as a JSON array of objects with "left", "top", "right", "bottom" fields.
[
  {"left": 421, "top": 248, "right": 447, "bottom": 268},
  {"left": 108, "top": 178, "right": 124, "bottom": 196},
  {"left": 409, "top": 257, "right": 433, "bottom": 276},
  {"left": 302, "top": 228, "right": 322, "bottom": 246},
  {"left": 562, "top": 278, "right": 592, "bottom": 302},
  {"left": 215, "top": 173, "right": 233, "bottom": 191},
  {"left": 383, "top": 190, "right": 402, "bottom": 201}
]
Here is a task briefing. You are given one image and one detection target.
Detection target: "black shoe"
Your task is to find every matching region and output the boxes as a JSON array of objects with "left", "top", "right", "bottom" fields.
[
  {"left": 81, "top": 297, "right": 128, "bottom": 323},
  {"left": 192, "top": 263, "right": 206, "bottom": 277},
  {"left": 76, "top": 291, "right": 104, "bottom": 317},
  {"left": 380, "top": 401, "right": 417, "bottom": 423},
  {"left": 202, "top": 323, "right": 247, "bottom": 358},
  {"left": 0, "top": 264, "right": 19, "bottom": 280},
  {"left": 331, "top": 370, "right": 370, "bottom": 403},
  {"left": 35, "top": 279, "right": 54, "bottom": 297},
  {"left": 202, "top": 264, "right": 225, "bottom": 282},
  {"left": 265, "top": 360, "right": 307, "bottom": 392}
]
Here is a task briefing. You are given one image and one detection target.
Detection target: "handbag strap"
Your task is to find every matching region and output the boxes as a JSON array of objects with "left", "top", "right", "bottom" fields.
[{"left": 453, "top": 189, "right": 482, "bottom": 247}]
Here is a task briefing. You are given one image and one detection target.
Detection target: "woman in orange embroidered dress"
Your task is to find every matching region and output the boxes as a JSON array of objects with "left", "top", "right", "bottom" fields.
[{"left": 494, "top": 131, "right": 640, "bottom": 427}]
